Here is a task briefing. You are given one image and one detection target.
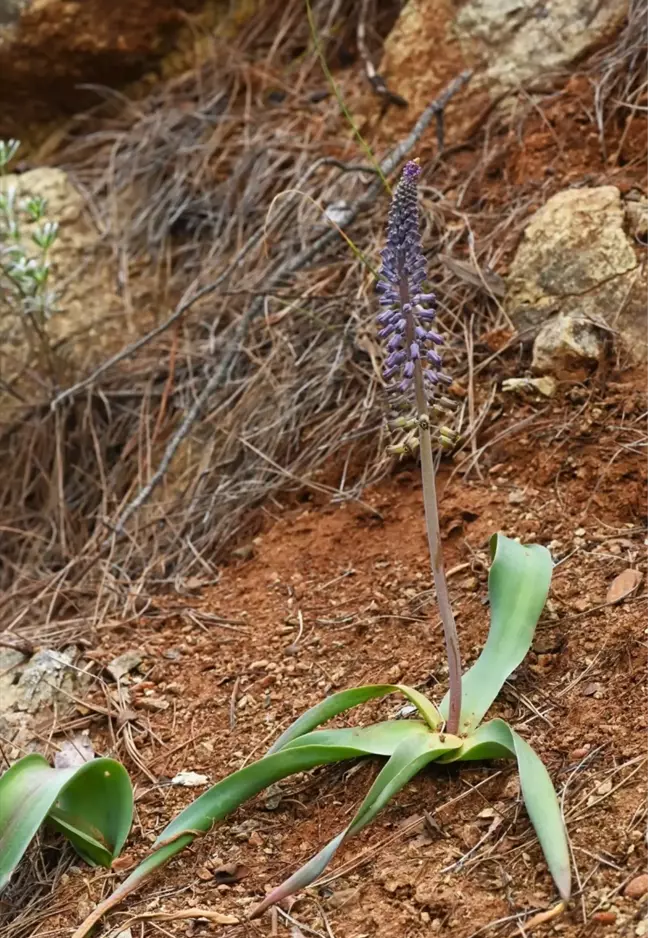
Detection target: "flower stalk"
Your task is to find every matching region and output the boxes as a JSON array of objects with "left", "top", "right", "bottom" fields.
[
  {"left": 413, "top": 363, "right": 462, "bottom": 734},
  {"left": 377, "top": 160, "right": 462, "bottom": 734}
]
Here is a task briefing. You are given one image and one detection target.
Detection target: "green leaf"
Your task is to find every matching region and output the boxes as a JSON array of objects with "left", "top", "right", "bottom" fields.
[
  {"left": 251, "top": 729, "right": 463, "bottom": 917},
  {"left": 437, "top": 718, "right": 517, "bottom": 763},
  {"left": 283, "top": 720, "right": 430, "bottom": 756},
  {"left": 441, "top": 534, "right": 553, "bottom": 732},
  {"left": 443, "top": 719, "right": 571, "bottom": 901},
  {"left": 70, "top": 722, "right": 430, "bottom": 938},
  {"left": 268, "top": 683, "right": 441, "bottom": 755},
  {"left": 0, "top": 754, "right": 133, "bottom": 892}
]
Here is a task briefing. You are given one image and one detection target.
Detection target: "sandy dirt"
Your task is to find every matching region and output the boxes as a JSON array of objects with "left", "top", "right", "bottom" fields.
[{"left": 37, "top": 366, "right": 646, "bottom": 938}]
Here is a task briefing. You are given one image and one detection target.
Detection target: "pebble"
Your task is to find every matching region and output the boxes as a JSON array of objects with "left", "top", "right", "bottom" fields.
[
  {"left": 625, "top": 874, "right": 648, "bottom": 899},
  {"left": 508, "top": 489, "right": 525, "bottom": 505},
  {"left": 107, "top": 650, "right": 143, "bottom": 681},
  {"left": 136, "top": 696, "right": 169, "bottom": 711},
  {"left": 592, "top": 911, "right": 617, "bottom": 924},
  {"left": 570, "top": 746, "right": 590, "bottom": 760},
  {"left": 171, "top": 771, "right": 209, "bottom": 787}
]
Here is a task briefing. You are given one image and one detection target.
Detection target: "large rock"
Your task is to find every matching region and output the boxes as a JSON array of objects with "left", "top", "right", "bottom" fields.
[
  {"left": 454, "top": 0, "right": 628, "bottom": 94},
  {"left": 0, "top": 0, "right": 258, "bottom": 136},
  {"left": 505, "top": 186, "right": 647, "bottom": 377},
  {"left": 0, "top": 646, "right": 90, "bottom": 754},
  {"left": 379, "top": 0, "right": 628, "bottom": 120}
]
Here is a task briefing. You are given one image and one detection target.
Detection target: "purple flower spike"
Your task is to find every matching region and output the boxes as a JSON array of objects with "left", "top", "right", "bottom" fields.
[{"left": 375, "top": 160, "right": 446, "bottom": 401}]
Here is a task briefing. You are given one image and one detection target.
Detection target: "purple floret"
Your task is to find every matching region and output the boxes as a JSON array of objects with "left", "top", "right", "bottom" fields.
[{"left": 376, "top": 160, "right": 450, "bottom": 399}]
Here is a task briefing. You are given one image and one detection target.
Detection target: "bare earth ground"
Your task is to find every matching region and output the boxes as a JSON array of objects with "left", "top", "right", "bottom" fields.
[{"left": 37, "top": 366, "right": 646, "bottom": 938}]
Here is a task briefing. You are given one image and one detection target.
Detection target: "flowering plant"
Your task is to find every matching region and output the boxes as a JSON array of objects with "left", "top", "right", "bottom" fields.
[
  {"left": 71, "top": 163, "right": 570, "bottom": 937},
  {"left": 0, "top": 140, "right": 59, "bottom": 329}
]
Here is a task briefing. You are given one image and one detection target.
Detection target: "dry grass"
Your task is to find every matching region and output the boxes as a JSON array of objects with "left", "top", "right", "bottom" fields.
[
  {"left": 589, "top": 0, "right": 647, "bottom": 164},
  {"left": 0, "top": 0, "right": 644, "bottom": 649}
]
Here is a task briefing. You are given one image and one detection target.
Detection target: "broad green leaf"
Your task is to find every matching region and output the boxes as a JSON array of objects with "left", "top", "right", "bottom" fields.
[
  {"left": 443, "top": 719, "right": 571, "bottom": 901},
  {"left": 0, "top": 754, "right": 133, "bottom": 892},
  {"left": 70, "top": 723, "right": 432, "bottom": 938},
  {"left": 436, "top": 718, "right": 517, "bottom": 763},
  {"left": 441, "top": 534, "right": 553, "bottom": 732},
  {"left": 47, "top": 759, "right": 133, "bottom": 867},
  {"left": 268, "top": 683, "right": 441, "bottom": 755},
  {"left": 251, "top": 730, "right": 463, "bottom": 917},
  {"left": 512, "top": 729, "right": 571, "bottom": 900},
  {"left": 283, "top": 719, "right": 431, "bottom": 755}
]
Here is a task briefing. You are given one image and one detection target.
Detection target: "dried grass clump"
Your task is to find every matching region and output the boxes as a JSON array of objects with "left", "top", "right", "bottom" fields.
[
  {"left": 589, "top": 0, "right": 647, "bottom": 163},
  {"left": 0, "top": 0, "right": 644, "bottom": 642}
]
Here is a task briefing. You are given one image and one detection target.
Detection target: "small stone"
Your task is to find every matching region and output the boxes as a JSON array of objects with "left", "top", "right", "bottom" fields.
[
  {"left": 625, "top": 873, "right": 648, "bottom": 899},
  {"left": 532, "top": 315, "right": 603, "bottom": 377},
  {"left": 606, "top": 569, "right": 642, "bottom": 605},
  {"left": 501, "top": 376, "right": 557, "bottom": 397},
  {"left": 592, "top": 911, "right": 616, "bottom": 924},
  {"left": 232, "top": 544, "right": 254, "bottom": 561},
  {"left": 171, "top": 771, "right": 210, "bottom": 787},
  {"left": 625, "top": 197, "right": 648, "bottom": 240},
  {"left": 136, "top": 696, "right": 169, "bottom": 712},
  {"left": 503, "top": 775, "right": 520, "bottom": 799},
  {"left": 581, "top": 682, "right": 602, "bottom": 697},
  {"left": 107, "top": 651, "right": 143, "bottom": 681},
  {"left": 508, "top": 489, "right": 526, "bottom": 505},
  {"left": 570, "top": 746, "right": 590, "bottom": 760},
  {"left": 325, "top": 888, "right": 357, "bottom": 909},
  {"left": 111, "top": 855, "right": 136, "bottom": 873},
  {"left": 248, "top": 830, "right": 263, "bottom": 847},
  {"left": 386, "top": 664, "right": 402, "bottom": 682}
]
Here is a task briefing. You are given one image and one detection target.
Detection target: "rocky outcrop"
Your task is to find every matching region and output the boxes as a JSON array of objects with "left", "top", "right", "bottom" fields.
[
  {"left": 0, "top": 646, "right": 90, "bottom": 753},
  {"left": 454, "top": 0, "right": 628, "bottom": 94},
  {"left": 505, "top": 186, "right": 647, "bottom": 377},
  {"left": 0, "top": 0, "right": 258, "bottom": 136},
  {"left": 379, "top": 0, "right": 628, "bottom": 120}
]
